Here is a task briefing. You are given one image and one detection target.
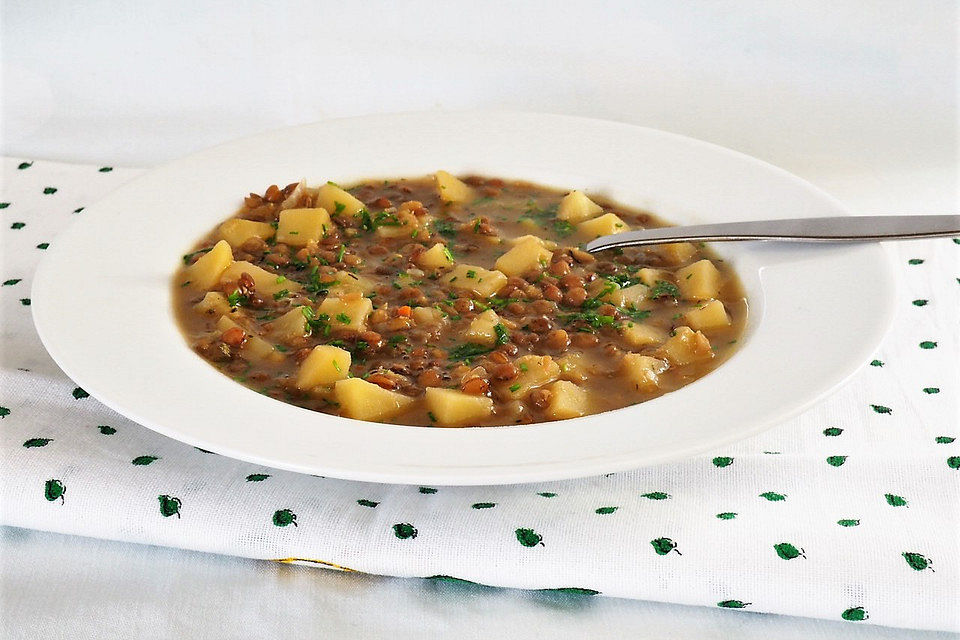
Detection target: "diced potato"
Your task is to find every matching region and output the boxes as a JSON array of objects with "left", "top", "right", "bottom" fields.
[
  {"left": 375, "top": 209, "right": 421, "bottom": 239},
  {"left": 296, "top": 345, "right": 351, "bottom": 389},
  {"left": 585, "top": 278, "right": 627, "bottom": 306},
  {"left": 544, "top": 380, "right": 589, "bottom": 420},
  {"left": 276, "top": 207, "right": 333, "bottom": 246},
  {"left": 317, "top": 183, "right": 366, "bottom": 217},
  {"left": 557, "top": 353, "right": 589, "bottom": 383},
  {"left": 219, "top": 219, "right": 275, "bottom": 248},
  {"left": 683, "top": 299, "right": 730, "bottom": 332},
  {"left": 519, "top": 218, "right": 541, "bottom": 233},
  {"left": 186, "top": 240, "right": 233, "bottom": 289},
  {"left": 557, "top": 190, "right": 603, "bottom": 223},
  {"left": 425, "top": 388, "right": 494, "bottom": 426},
  {"left": 279, "top": 180, "right": 307, "bottom": 210},
  {"left": 577, "top": 213, "right": 629, "bottom": 238},
  {"left": 220, "top": 261, "right": 300, "bottom": 296},
  {"left": 620, "top": 283, "right": 649, "bottom": 308},
  {"left": 587, "top": 279, "right": 649, "bottom": 309},
  {"left": 268, "top": 306, "right": 311, "bottom": 344},
  {"left": 621, "top": 322, "right": 667, "bottom": 348},
  {"left": 657, "top": 326, "right": 714, "bottom": 365},
  {"left": 675, "top": 259, "right": 722, "bottom": 300},
  {"left": 464, "top": 309, "right": 503, "bottom": 345},
  {"left": 326, "top": 270, "right": 376, "bottom": 296},
  {"left": 495, "top": 235, "right": 552, "bottom": 277},
  {"left": 446, "top": 264, "right": 508, "bottom": 298},
  {"left": 335, "top": 378, "right": 416, "bottom": 421},
  {"left": 194, "top": 291, "right": 232, "bottom": 317},
  {"left": 216, "top": 316, "right": 282, "bottom": 363},
  {"left": 622, "top": 354, "right": 669, "bottom": 392},
  {"left": 411, "top": 306, "right": 445, "bottom": 326},
  {"left": 637, "top": 268, "right": 666, "bottom": 287},
  {"left": 508, "top": 355, "right": 561, "bottom": 397},
  {"left": 654, "top": 242, "right": 698, "bottom": 265},
  {"left": 318, "top": 296, "right": 373, "bottom": 333},
  {"left": 416, "top": 243, "right": 455, "bottom": 270},
  {"left": 434, "top": 170, "right": 474, "bottom": 203}
]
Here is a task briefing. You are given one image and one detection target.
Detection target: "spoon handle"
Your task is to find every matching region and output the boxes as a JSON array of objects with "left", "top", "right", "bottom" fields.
[{"left": 584, "top": 215, "right": 960, "bottom": 253}]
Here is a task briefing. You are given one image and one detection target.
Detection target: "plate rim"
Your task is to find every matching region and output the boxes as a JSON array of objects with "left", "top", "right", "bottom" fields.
[{"left": 31, "top": 109, "right": 899, "bottom": 485}]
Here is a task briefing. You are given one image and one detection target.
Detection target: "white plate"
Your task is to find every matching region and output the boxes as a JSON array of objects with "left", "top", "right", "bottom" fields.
[{"left": 32, "top": 111, "right": 897, "bottom": 485}]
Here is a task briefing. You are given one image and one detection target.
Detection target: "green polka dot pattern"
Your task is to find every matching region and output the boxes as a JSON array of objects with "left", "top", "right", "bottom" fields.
[{"left": 0, "top": 159, "right": 956, "bottom": 632}]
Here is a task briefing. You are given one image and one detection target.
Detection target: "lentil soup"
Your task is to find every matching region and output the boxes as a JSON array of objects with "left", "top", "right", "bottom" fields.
[{"left": 174, "top": 173, "right": 747, "bottom": 427}]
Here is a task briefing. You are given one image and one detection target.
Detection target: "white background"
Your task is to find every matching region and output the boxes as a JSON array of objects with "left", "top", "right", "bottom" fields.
[{"left": 1, "top": 1, "right": 957, "bottom": 638}]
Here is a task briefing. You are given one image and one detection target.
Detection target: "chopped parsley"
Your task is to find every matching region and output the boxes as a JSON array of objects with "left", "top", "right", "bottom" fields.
[
  {"left": 519, "top": 202, "right": 559, "bottom": 225},
  {"left": 356, "top": 209, "right": 373, "bottom": 231},
  {"left": 603, "top": 273, "right": 642, "bottom": 288},
  {"left": 335, "top": 312, "right": 351, "bottom": 324},
  {"left": 447, "top": 342, "right": 492, "bottom": 361},
  {"left": 182, "top": 247, "right": 212, "bottom": 265},
  {"left": 552, "top": 219, "right": 574, "bottom": 236},
  {"left": 466, "top": 269, "right": 477, "bottom": 279},
  {"left": 650, "top": 280, "right": 680, "bottom": 299},
  {"left": 334, "top": 201, "right": 346, "bottom": 214},
  {"left": 432, "top": 219, "right": 458, "bottom": 238},
  {"left": 494, "top": 323, "right": 509, "bottom": 345},
  {"left": 427, "top": 411, "right": 438, "bottom": 423},
  {"left": 509, "top": 383, "right": 521, "bottom": 392},
  {"left": 621, "top": 307, "right": 652, "bottom": 322},
  {"left": 304, "top": 266, "right": 338, "bottom": 295},
  {"left": 273, "top": 289, "right": 290, "bottom": 300},
  {"left": 301, "top": 307, "right": 331, "bottom": 336},
  {"left": 226, "top": 289, "right": 247, "bottom": 308},
  {"left": 560, "top": 311, "right": 617, "bottom": 331},
  {"left": 356, "top": 208, "right": 400, "bottom": 232}
]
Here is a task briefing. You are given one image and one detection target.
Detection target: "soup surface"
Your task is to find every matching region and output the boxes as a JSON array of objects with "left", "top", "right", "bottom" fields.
[{"left": 174, "top": 173, "right": 747, "bottom": 426}]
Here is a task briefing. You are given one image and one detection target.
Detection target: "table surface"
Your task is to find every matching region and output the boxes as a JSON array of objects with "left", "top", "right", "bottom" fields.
[{"left": 1, "top": 2, "right": 956, "bottom": 637}]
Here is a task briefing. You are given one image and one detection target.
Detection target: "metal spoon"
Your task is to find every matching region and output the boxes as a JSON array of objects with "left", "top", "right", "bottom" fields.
[{"left": 584, "top": 215, "right": 960, "bottom": 253}]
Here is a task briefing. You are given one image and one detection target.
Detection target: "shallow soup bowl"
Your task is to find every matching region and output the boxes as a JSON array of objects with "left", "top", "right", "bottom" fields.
[{"left": 32, "top": 111, "right": 897, "bottom": 485}]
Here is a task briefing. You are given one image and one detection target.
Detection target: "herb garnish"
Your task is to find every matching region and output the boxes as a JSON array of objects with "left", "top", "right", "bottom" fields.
[
  {"left": 603, "top": 273, "right": 642, "bottom": 288},
  {"left": 227, "top": 289, "right": 247, "bottom": 308},
  {"left": 182, "top": 247, "right": 212, "bottom": 265},
  {"left": 448, "top": 342, "right": 493, "bottom": 361},
  {"left": 301, "top": 306, "right": 331, "bottom": 336},
  {"left": 650, "top": 280, "right": 680, "bottom": 299},
  {"left": 552, "top": 219, "right": 574, "bottom": 236},
  {"left": 432, "top": 219, "right": 458, "bottom": 238},
  {"left": 304, "top": 266, "right": 338, "bottom": 295}
]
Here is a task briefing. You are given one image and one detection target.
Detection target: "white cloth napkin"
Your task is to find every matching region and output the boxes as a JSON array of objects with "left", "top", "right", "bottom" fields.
[{"left": 1, "top": 158, "right": 957, "bottom": 632}]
